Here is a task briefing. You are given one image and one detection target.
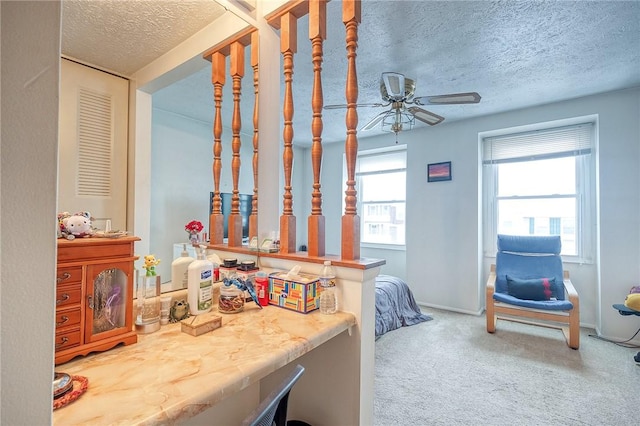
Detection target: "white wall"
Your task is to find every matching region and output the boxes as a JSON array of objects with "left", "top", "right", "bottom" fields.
[
  {"left": 334, "top": 88, "right": 640, "bottom": 342},
  {"left": 150, "top": 108, "right": 254, "bottom": 279},
  {"left": 0, "top": 1, "right": 59, "bottom": 423}
]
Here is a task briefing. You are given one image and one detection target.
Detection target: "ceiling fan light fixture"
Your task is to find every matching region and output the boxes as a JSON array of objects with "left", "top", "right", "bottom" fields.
[{"left": 381, "top": 109, "right": 414, "bottom": 134}]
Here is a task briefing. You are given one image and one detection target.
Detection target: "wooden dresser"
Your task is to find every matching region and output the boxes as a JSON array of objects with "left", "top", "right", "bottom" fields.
[{"left": 55, "top": 236, "right": 139, "bottom": 365}]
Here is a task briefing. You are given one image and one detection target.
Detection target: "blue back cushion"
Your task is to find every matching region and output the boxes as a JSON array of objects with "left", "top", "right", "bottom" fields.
[{"left": 495, "top": 235, "right": 565, "bottom": 300}]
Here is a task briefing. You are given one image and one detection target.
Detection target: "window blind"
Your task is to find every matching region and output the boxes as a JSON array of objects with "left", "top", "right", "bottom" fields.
[
  {"left": 356, "top": 149, "right": 406, "bottom": 173},
  {"left": 483, "top": 123, "right": 593, "bottom": 164}
]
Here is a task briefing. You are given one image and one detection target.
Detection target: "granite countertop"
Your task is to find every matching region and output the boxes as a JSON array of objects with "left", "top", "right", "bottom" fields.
[{"left": 53, "top": 303, "right": 356, "bottom": 425}]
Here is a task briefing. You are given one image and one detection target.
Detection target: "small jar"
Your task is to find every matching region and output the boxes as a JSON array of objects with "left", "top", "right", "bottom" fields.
[{"left": 218, "top": 284, "right": 244, "bottom": 314}]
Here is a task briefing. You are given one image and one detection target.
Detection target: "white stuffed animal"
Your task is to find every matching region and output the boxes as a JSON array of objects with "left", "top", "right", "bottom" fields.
[{"left": 58, "top": 211, "right": 93, "bottom": 240}]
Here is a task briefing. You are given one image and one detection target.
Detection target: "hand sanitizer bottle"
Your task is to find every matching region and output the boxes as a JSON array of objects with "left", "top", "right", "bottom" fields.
[
  {"left": 187, "top": 245, "right": 213, "bottom": 315},
  {"left": 171, "top": 244, "right": 194, "bottom": 290}
]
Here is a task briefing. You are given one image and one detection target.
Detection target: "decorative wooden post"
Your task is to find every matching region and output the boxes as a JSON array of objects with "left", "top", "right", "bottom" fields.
[
  {"left": 209, "top": 52, "right": 226, "bottom": 245},
  {"left": 249, "top": 31, "right": 259, "bottom": 241},
  {"left": 341, "top": 0, "right": 361, "bottom": 260},
  {"left": 307, "top": 0, "right": 327, "bottom": 257},
  {"left": 227, "top": 41, "right": 245, "bottom": 247},
  {"left": 279, "top": 12, "right": 298, "bottom": 253}
]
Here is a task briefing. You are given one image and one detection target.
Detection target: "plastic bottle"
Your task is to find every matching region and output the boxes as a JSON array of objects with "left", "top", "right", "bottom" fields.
[
  {"left": 206, "top": 252, "right": 222, "bottom": 281},
  {"left": 187, "top": 245, "right": 213, "bottom": 315},
  {"left": 171, "top": 244, "right": 194, "bottom": 290},
  {"left": 255, "top": 271, "right": 270, "bottom": 306},
  {"left": 319, "top": 260, "right": 338, "bottom": 314}
]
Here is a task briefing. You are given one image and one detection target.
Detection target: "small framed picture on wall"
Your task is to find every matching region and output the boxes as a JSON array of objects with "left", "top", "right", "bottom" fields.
[{"left": 427, "top": 161, "right": 452, "bottom": 182}]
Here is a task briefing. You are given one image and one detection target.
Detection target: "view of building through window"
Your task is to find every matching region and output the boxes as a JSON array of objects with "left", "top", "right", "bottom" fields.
[
  {"left": 496, "top": 157, "right": 578, "bottom": 255},
  {"left": 355, "top": 148, "right": 406, "bottom": 246}
]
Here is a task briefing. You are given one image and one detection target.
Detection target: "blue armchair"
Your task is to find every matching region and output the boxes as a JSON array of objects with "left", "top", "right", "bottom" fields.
[{"left": 486, "top": 234, "right": 580, "bottom": 349}]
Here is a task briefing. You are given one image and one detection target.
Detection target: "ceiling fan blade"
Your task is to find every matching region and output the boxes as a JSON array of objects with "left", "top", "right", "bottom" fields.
[
  {"left": 408, "top": 106, "right": 444, "bottom": 126},
  {"left": 361, "top": 111, "right": 390, "bottom": 131},
  {"left": 324, "top": 102, "right": 387, "bottom": 110},
  {"left": 381, "top": 72, "right": 406, "bottom": 100},
  {"left": 414, "top": 92, "right": 481, "bottom": 105}
]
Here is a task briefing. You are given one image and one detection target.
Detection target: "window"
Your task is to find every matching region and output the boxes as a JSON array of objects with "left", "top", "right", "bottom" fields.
[
  {"left": 352, "top": 147, "right": 406, "bottom": 247},
  {"left": 482, "top": 120, "right": 596, "bottom": 261}
]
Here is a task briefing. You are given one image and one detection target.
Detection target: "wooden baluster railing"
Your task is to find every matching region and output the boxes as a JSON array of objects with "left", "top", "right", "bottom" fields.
[
  {"left": 307, "top": 0, "right": 327, "bottom": 257},
  {"left": 209, "top": 52, "right": 226, "bottom": 244},
  {"left": 227, "top": 41, "right": 245, "bottom": 247},
  {"left": 203, "top": 29, "right": 255, "bottom": 247},
  {"left": 341, "top": 0, "right": 361, "bottom": 260},
  {"left": 279, "top": 11, "right": 298, "bottom": 253},
  {"left": 249, "top": 31, "right": 259, "bottom": 241}
]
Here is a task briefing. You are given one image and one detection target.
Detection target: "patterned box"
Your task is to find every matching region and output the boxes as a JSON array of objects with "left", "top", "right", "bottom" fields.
[{"left": 268, "top": 271, "right": 321, "bottom": 313}]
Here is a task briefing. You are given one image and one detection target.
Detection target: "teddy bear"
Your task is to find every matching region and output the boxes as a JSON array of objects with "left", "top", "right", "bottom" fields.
[
  {"left": 143, "top": 254, "right": 161, "bottom": 277},
  {"left": 58, "top": 211, "right": 94, "bottom": 240}
]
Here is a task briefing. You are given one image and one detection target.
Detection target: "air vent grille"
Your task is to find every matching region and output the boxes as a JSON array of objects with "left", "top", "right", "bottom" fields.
[{"left": 77, "top": 88, "right": 112, "bottom": 197}]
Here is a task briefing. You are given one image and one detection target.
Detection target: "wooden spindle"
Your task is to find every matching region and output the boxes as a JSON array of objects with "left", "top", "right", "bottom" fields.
[
  {"left": 279, "top": 12, "right": 298, "bottom": 253},
  {"left": 249, "top": 31, "right": 259, "bottom": 241},
  {"left": 307, "top": 0, "right": 327, "bottom": 257},
  {"left": 341, "top": 0, "right": 361, "bottom": 260},
  {"left": 209, "top": 52, "right": 226, "bottom": 245},
  {"left": 227, "top": 41, "right": 245, "bottom": 247}
]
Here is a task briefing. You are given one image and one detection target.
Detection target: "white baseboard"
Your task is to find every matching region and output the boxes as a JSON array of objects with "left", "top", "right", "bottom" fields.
[{"left": 417, "top": 302, "right": 483, "bottom": 316}]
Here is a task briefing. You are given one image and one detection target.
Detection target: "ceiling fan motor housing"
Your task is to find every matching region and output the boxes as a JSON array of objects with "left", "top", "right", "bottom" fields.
[{"left": 380, "top": 73, "right": 416, "bottom": 102}]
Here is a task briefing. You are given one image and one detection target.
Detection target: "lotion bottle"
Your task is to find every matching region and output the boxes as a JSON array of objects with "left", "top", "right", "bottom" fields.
[
  {"left": 187, "top": 245, "right": 213, "bottom": 315},
  {"left": 171, "top": 244, "right": 194, "bottom": 290}
]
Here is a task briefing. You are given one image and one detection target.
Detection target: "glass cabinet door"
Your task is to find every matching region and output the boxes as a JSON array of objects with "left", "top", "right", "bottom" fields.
[{"left": 86, "top": 261, "right": 132, "bottom": 342}]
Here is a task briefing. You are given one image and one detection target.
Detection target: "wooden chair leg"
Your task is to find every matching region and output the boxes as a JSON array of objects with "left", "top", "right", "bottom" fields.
[
  {"left": 486, "top": 300, "right": 496, "bottom": 333},
  {"left": 567, "top": 311, "right": 580, "bottom": 350}
]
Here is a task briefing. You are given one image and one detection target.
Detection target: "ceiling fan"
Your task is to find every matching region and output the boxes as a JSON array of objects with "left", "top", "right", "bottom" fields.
[{"left": 325, "top": 72, "right": 481, "bottom": 138}]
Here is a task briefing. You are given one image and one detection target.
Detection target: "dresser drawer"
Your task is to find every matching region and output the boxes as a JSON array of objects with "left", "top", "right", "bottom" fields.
[
  {"left": 55, "top": 308, "right": 82, "bottom": 329},
  {"left": 54, "top": 328, "right": 81, "bottom": 351},
  {"left": 56, "top": 267, "right": 82, "bottom": 285},
  {"left": 56, "top": 284, "right": 82, "bottom": 308}
]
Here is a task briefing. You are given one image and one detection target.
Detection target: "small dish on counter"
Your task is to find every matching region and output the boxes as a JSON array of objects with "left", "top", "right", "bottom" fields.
[{"left": 93, "top": 230, "right": 128, "bottom": 238}]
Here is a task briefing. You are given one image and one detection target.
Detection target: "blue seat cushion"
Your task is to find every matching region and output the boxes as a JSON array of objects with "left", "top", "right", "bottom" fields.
[
  {"left": 506, "top": 275, "right": 556, "bottom": 300},
  {"left": 493, "top": 292, "right": 573, "bottom": 310}
]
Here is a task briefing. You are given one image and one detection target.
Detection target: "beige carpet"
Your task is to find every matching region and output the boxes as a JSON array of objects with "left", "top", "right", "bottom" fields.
[{"left": 374, "top": 307, "right": 639, "bottom": 425}]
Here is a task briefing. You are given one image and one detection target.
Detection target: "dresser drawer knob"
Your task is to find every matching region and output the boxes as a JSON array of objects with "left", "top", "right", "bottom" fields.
[
  {"left": 56, "top": 316, "right": 69, "bottom": 326},
  {"left": 56, "top": 294, "right": 70, "bottom": 305},
  {"left": 56, "top": 272, "right": 72, "bottom": 283},
  {"left": 55, "top": 336, "right": 69, "bottom": 349}
]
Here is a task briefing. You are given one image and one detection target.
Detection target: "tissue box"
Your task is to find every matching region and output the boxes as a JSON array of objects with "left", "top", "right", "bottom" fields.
[{"left": 268, "top": 271, "right": 321, "bottom": 313}]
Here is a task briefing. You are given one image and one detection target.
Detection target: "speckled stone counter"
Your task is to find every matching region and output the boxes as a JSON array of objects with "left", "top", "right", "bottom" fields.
[{"left": 53, "top": 302, "right": 356, "bottom": 425}]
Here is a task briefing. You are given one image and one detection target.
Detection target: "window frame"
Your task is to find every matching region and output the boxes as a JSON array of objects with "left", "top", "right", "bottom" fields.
[
  {"left": 481, "top": 117, "right": 597, "bottom": 264},
  {"left": 345, "top": 145, "right": 407, "bottom": 250}
]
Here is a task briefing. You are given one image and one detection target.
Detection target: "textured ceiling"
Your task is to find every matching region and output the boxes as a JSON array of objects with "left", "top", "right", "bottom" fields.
[
  {"left": 61, "top": 0, "right": 226, "bottom": 76},
  {"left": 62, "top": 0, "right": 640, "bottom": 146}
]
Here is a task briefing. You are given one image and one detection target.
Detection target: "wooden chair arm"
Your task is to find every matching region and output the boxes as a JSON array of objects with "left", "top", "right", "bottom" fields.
[
  {"left": 562, "top": 270, "right": 579, "bottom": 306},
  {"left": 486, "top": 264, "right": 496, "bottom": 297}
]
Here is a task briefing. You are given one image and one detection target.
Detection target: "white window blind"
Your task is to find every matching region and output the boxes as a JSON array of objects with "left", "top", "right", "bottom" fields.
[
  {"left": 356, "top": 149, "right": 406, "bottom": 173},
  {"left": 483, "top": 123, "right": 593, "bottom": 164}
]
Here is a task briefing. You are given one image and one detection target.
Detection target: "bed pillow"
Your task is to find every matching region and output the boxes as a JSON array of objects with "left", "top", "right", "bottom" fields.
[{"left": 506, "top": 275, "right": 556, "bottom": 301}]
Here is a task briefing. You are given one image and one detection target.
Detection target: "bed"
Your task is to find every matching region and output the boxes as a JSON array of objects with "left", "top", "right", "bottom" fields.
[{"left": 375, "top": 274, "right": 432, "bottom": 338}]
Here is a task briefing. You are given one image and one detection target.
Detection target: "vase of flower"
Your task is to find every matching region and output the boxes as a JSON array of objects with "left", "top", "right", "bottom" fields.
[{"left": 185, "top": 220, "right": 204, "bottom": 245}]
